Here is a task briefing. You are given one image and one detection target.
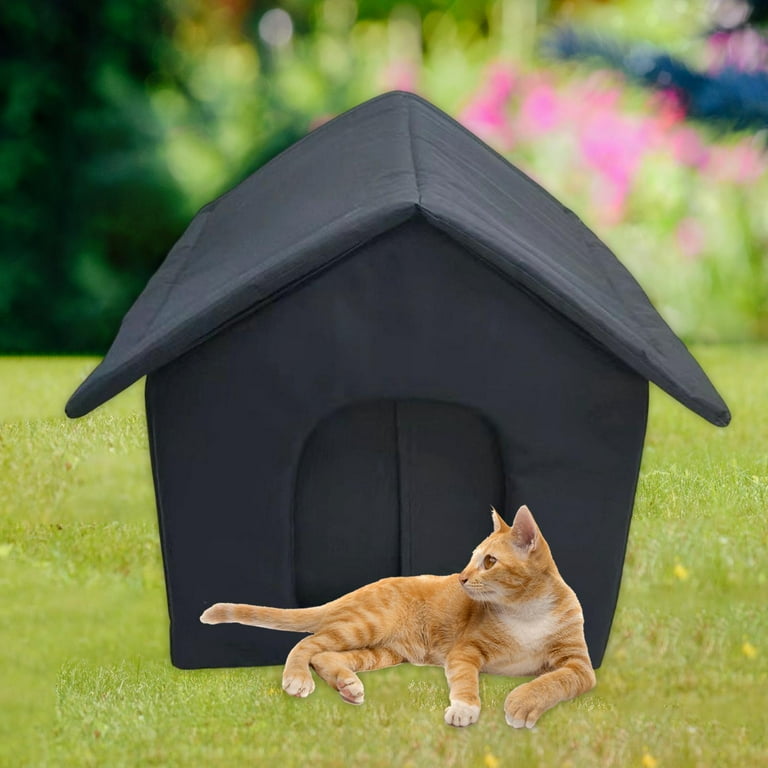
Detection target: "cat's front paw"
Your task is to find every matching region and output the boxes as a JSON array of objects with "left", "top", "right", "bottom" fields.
[
  {"left": 282, "top": 673, "right": 315, "bottom": 698},
  {"left": 444, "top": 700, "right": 480, "bottom": 727},
  {"left": 504, "top": 687, "right": 543, "bottom": 729}
]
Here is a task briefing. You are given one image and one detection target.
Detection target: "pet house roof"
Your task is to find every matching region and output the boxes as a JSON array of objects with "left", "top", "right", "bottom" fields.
[{"left": 65, "top": 91, "right": 730, "bottom": 426}]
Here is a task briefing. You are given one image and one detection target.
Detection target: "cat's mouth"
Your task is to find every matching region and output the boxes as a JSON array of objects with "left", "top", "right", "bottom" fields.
[{"left": 460, "top": 580, "right": 495, "bottom": 601}]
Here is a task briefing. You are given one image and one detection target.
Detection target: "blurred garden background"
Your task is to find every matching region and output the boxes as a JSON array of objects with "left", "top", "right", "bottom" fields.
[{"left": 2, "top": 0, "right": 767, "bottom": 353}]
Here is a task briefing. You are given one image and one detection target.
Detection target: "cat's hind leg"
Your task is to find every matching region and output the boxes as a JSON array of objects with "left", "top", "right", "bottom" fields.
[
  {"left": 311, "top": 647, "right": 404, "bottom": 705},
  {"left": 282, "top": 632, "right": 361, "bottom": 698}
]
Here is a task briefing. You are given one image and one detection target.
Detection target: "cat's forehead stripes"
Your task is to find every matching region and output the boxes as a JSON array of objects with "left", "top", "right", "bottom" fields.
[
  {"left": 472, "top": 532, "right": 508, "bottom": 561},
  {"left": 471, "top": 545, "right": 493, "bottom": 567}
]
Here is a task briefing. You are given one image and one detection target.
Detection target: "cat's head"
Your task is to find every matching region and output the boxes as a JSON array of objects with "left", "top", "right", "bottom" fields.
[{"left": 458, "top": 505, "right": 555, "bottom": 604}]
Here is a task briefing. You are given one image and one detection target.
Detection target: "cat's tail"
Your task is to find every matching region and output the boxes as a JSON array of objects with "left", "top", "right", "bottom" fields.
[{"left": 199, "top": 602, "right": 324, "bottom": 633}]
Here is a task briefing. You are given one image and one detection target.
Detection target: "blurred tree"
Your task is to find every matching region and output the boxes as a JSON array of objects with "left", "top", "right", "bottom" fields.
[{"left": 0, "top": 1, "right": 187, "bottom": 353}]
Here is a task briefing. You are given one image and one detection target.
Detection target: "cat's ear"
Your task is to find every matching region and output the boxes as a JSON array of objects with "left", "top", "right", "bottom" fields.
[
  {"left": 491, "top": 506, "right": 510, "bottom": 534},
  {"left": 510, "top": 504, "right": 538, "bottom": 554}
]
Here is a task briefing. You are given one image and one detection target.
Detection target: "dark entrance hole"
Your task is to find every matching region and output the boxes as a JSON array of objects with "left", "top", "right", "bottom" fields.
[{"left": 293, "top": 399, "right": 505, "bottom": 607}]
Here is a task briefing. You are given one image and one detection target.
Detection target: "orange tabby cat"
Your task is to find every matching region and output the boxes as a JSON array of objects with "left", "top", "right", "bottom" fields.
[{"left": 200, "top": 505, "right": 595, "bottom": 728}]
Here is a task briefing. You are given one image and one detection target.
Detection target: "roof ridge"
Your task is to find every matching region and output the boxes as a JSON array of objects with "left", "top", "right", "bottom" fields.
[
  {"left": 405, "top": 94, "right": 422, "bottom": 208},
  {"left": 193, "top": 91, "right": 421, "bottom": 217}
]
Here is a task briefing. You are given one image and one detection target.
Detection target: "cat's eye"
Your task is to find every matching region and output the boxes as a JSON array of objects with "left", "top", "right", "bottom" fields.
[{"left": 483, "top": 555, "right": 497, "bottom": 569}]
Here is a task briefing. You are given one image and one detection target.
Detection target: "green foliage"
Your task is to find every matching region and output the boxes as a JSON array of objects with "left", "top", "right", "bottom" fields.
[
  {"left": 2, "top": 0, "right": 766, "bottom": 352},
  {"left": 0, "top": 2, "right": 191, "bottom": 352},
  {"left": 0, "top": 0, "right": 378, "bottom": 354},
  {"left": 1, "top": 352, "right": 766, "bottom": 766}
]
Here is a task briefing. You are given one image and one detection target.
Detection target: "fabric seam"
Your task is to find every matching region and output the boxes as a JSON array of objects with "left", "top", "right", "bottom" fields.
[{"left": 405, "top": 96, "right": 422, "bottom": 206}]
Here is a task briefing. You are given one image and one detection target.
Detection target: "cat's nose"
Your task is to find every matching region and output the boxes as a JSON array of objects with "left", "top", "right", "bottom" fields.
[{"left": 459, "top": 575, "right": 469, "bottom": 585}]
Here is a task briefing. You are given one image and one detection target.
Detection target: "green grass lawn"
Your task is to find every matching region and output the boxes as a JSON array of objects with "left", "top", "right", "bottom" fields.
[{"left": 1, "top": 350, "right": 766, "bottom": 767}]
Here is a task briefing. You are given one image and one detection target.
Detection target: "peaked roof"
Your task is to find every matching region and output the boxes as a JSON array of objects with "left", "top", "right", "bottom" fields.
[{"left": 66, "top": 91, "right": 730, "bottom": 426}]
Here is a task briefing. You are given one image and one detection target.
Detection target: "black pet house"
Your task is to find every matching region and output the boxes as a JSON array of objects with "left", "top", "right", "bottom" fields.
[{"left": 66, "top": 91, "right": 730, "bottom": 669}]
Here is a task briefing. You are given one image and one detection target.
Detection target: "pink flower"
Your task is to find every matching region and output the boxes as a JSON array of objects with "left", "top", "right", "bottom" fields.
[
  {"left": 708, "top": 140, "right": 768, "bottom": 184},
  {"left": 579, "top": 112, "right": 652, "bottom": 223},
  {"left": 518, "top": 82, "right": 561, "bottom": 136},
  {"left": 706, "top": 28, "right": 768, "bottom": 73},
  {"left": 649, "top": 88, "right": 687, "bottom": 130},
  {"left": 486, "top": 64, "right": 516, "bottom": 103},
  {"left": 459, "top": 63, "right": 516, "bottom": 149},
  {"left": 590, "top": 176, "right": 631, "bottom": 226},
  {"left": 668, "top": 126, "right": 710, "bottom": 169},
  {"left": 567, "top": 72, "right": 622, "bottom": 118},
  {"left": 461, "top": 100, "right": 507, "bottom": 132}
]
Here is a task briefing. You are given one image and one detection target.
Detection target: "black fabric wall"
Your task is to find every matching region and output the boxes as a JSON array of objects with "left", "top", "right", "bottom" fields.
[{"left": 146, "top": 215, "right": 648, "bottom": 669}]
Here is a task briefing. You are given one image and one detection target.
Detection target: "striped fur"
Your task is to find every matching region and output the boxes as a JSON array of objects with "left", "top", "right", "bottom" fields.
[{"left": 200, "top": 505, "right": 595, "bottom": 727}]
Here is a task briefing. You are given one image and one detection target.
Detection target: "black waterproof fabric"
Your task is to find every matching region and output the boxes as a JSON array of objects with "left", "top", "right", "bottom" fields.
[
  {"left": 66, "top": 90, "right": 730, "bottom": 426},
  {"left": 294, "top": 399, "right": 505, "bottom": 607},
  {"left": 67, "top": 91, "right": 730, "bottom": 670},
  {"left": 144, "top": 219, "right": 648, "bottom": 668}
]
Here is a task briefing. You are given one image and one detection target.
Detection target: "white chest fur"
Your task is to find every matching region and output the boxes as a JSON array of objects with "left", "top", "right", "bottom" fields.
[
  {"left": 499, "top": 598, "right": 558, "bottom": 649},
  {"left": 484, "top": 597, "right": 558, "bottom": 677}
]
